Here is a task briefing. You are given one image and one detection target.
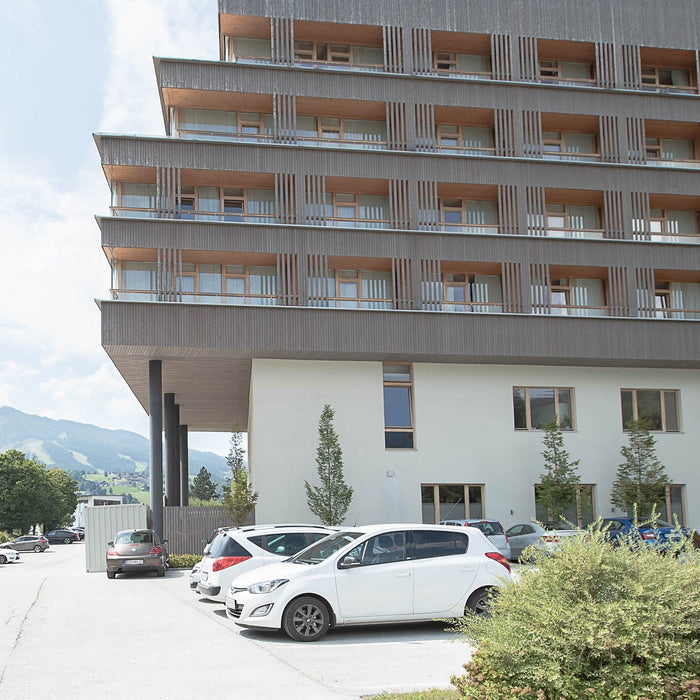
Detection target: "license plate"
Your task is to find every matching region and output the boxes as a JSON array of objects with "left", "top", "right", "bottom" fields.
[
  {"left": 201, "top": 572, "right": 208, "bottom": 581},
  {"left": 124, "top": 559, "right": 144, "bottom": 565}
]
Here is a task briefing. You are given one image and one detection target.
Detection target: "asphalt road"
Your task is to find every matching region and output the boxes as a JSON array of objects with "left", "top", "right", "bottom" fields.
[{"left": 0, "top": 543, "right": 474, "bottom": 699}]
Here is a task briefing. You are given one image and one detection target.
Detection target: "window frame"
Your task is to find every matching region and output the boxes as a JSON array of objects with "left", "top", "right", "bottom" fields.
[
  {"left": 420, "top": 483, "right": 485, "bottom": 522},
  {"left": 620, "top": 389, "right": 680, "bottom": 432},
  {"left": 383, "top": 362, "right": 415, "bottom": 449},
  {"left": 513, "top": 386, "right": 575, "bottom": 431}
]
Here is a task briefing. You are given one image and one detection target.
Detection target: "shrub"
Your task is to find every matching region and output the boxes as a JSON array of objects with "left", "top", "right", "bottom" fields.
[
  {"left": 168, "top": 554, "right": 202, "bottom": 569},
  {"left": 0, "top": 531, "right": 13, "bottom": 544},
  {"left": 451, "top": 524, "right": 700, "bottom": 700}
]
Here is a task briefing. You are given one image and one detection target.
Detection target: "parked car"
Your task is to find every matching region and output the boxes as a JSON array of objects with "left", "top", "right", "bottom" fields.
[
  {"left": 70, "top": 527, "right": 85, "bottom": 540},
  {"left": 227, "top": 523, "right": 512, "bottom": 642},
  {"left": 439, "top": 519, "right": 512, "bottom": 561},
  {"left": 106, "top": 529, "right": 169, "bottom": 579},
  {"left": 0, "top": 548, "right": 20, "bottom": 564},
  {"left": 45, "top": 528, "right": 80, "bottom": 544},
  {"left": 602, "top": 517, "right": 690, "bottom": 551},
  {"left": 0, "top": 535, "right": 50, "bottom": 553},
  {"left": 506, "top": 522, "right": 583, "bottom": 561},
  {"left": 196, "top": 524, "right": 336, "bottom": 603}
]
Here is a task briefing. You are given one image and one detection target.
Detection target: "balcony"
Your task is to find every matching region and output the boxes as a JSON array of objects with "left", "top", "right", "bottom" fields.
[
  {"left": 634, "top": 200, "right": 700, "bottom": 244},
  {"left": 429, "top": 31, "right": 492, "bottom": 80},
  {"left": 643, "top": 120, "right": 699, "bottom": 169},
  {"left": 545, "top": 202, "right": 604, "bottom": 240},
  {"left": 536, "top": 39, "right": 596, "bottom": 87},
  {"left": 653, "top": 280, "right": 700, "bottom": 319},
  {"left": 434, "top": 107, "right": 495, "bottom": 156}
]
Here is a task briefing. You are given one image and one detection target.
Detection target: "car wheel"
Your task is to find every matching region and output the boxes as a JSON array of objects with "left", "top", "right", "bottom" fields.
[
  {"left": 0, "top": 555, "right": 6, "bottom": 565},
  {"left": 107, "top": 570, "right": 116, "bottom": 579},
  {"left": 33, "top": 545, "right": 42, "bottom": 552},
  {"left": 466, "top": 588, "right": 495, "bottom": 617},
  {"left": 282, "top": 596, "right": 331, "bottom": 642},
  {"left": 63, "top": 537, "right": 72, "bottom": 544},
  {"left": 156, "top": 567, "right": 165, "bottom": 577}
]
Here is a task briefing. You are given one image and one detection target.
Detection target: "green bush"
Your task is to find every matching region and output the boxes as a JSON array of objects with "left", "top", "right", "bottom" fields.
[
  {"left": 0, "top": 531, "right": 13, "bottom": 544},
  {"left": 168, "top": 554, "right": 202, "bottom": 569},
  {"left": 451, "top": 525, "right": 700, "bottom": 700}
]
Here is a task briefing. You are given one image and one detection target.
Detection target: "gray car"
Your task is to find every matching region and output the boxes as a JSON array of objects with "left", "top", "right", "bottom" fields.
[
  {"left": 439, "top": 519, "right": 512, "bottom": 561},
  {"left": 0, "top": 535, "right": 50, "bottom": 552},
  {"left": 506, "top": 522, "right": 583, "bottom": 561},
  {"left": 106, "top": 529, "right": 169, "bottom": 579}
]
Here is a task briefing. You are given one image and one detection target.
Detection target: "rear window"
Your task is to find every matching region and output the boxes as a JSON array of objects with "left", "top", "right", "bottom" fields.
[
  {"left": 471, "top": 521, "right": 504, "bottom": 536},
  {"left": 248, "top": 532, "right": 311, "bottom": 557},
  {"left": 206, "top": 533, "right": 251, "bottom": 558},
  {"left": 411, "top": 530, "right": 468, "bottom": 559}
]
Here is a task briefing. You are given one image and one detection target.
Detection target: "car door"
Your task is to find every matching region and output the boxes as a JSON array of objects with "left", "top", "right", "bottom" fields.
[
  {"left": 334, "top": 531, "right": 413, "bottom": 620},
  {"left": 507, "top": 524, "right": 537, "bottom": 559},
  {"left": 410, "top": 529, "right": 475, "bottom": 615}
]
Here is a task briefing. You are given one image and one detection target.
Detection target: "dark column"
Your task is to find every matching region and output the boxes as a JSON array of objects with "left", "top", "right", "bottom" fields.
[
  {"left": 164, "top": 393, "right": 180, "bottom": 506},
  {"left": 180, "top": 425, "right": 189, "bottom": 506},
  {"left": 148, "top": 360, "right": 163, "bottom": 538}
]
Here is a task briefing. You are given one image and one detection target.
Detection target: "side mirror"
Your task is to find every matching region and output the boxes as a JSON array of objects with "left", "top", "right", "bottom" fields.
[
  {"left": 338, "top": 554, "right": 361, "bottom": 569},
  {"left": 107, "top": 541, "right": 114, "bottom": 547},
  {"left": 162, "top": 539, "right": 168, "bottom": 546}
]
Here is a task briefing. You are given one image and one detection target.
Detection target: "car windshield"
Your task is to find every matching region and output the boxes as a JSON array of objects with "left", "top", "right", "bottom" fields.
[{"left": 289, "top": 531, "right": 362, "bottom": 564}]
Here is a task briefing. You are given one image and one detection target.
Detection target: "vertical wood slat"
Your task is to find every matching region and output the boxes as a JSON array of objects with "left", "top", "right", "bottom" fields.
[
  {"left": 415, "top": 103, "right": 436, "bottom": 151},
  {"left": 522, "top": 110, "right": 542, "bottom": 157},
  {"left": 498, "top": 184, "right": 518, "bottom": 235},
  {"left": 608, "top": 265, "right": 630, "bottom": 317},
  {"left": 275, "top": 172, "right": 296, "bottom": 224},
  {"left": 420, "top": 259, "right": 442, "bottom": 311},
  {"left": 307, "top": 253, "right": 329, "bottom": 306},
  {"left": 598, "top": 115, "right": 620, "bottom": 163},
  {"left": 276, "top": 252, "right": 300, "bottom": 306},
  {"left": 625, "top": 116, "right": 646, "bottom": 164},
  {"left": 304, "top": 174, "right": 326, "bottom": 225},
  {"left": 518, "top": 36, "right": 538, "bottom": 81},
  {"left": 392, "top": 257, "right": 413, "bottom": 310},
  {"left": 529, "top": 262, "right": 551, "bottom": 314},
  {"left": 156, "top": 165, "right": 180, "bottom": 217},
  {"left": 526, "top": 186, "right": 547, "bottom": 236},
  {"left": 156, "top": 247, "right": 182, "bottom": 301},
  {"left": 622, "top": 44, "right": 641, "bottom": 89},
  {"left": 271, "top": 16, "right": 294, "bottom": 65},
  {"left": 389, "top": 179, "right": 410, "bottom": 229},
  {"left": 635, "top": 267, "right": 656, "bottom": 317},
  {"left": 273, "top": 93, "right": 296, "bottom": 143},
  {"left": 383, "top": 25, "right": 404, "bottom": 73},
  {"left": 412, "top": 27, "right": 433, "bottom": 75},
  {"left": 631, "top": 191, "right": 651, "bottom": 241},
  {"left": 603, "top": 190, "right": 625, "bottom": 240},
  {"left": 495, "top": 108, "right": 516, "bottom": 157},
  {"left": 501, "top": 262, "right": 524, "bottom": 313},
  {"left": 417, "top": 180, "right": 439, "bottom": 231},
  {"left": 163, "top": 506, "right": 238, "bottom": 556},
  {"left": 595, "top": 41, "right": 616, "bottom": 89},
  {"left": 696, "top": 50, "right": 700, "bottom": 95},
  {"left": 386, "top": 101, "right": 407, "bottom": 150},
  {"left": 491, "top": 34, "right": 513, "bottom": 81}
]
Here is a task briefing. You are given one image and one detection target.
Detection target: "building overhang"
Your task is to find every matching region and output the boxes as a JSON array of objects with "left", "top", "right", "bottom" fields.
[{"left": 99, "top": 299, "right": 700, "bottom": 431}]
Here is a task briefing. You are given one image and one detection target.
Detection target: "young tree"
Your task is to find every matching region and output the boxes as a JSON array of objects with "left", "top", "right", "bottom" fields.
[
  {"left": 189, "top": 466, "right": 218, "bottom": 503},
  {"left": 221, "top": 431, "right": 258, "bottom": 526},
  {"left": 611, "top": 419, "right": 670, "bottom": 517},
  {"left": 305, "top": 404, "right": 354, "bottom": 526},
  {"left": 43, "top": 468, "right": 79, "bottom": 530},
  {"left": 537, "top": 419, "right": 581, "bottom": 525}
]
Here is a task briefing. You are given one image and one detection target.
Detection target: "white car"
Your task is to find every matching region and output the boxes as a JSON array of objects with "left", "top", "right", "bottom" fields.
[
  {"left": 0, "top": 548, "right": 20, "bottom": 564},
  {"left": 196, "top": 524, "right": 335, "bottom": 602},
  {"left": 226, "top": 523, "right": 512, "bottom": 641}
]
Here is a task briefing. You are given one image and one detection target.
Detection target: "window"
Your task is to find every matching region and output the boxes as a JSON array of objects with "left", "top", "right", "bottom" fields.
[
  {"left": 308, "top": 269, "right": 393, "bottom": 309},
  {"left": 644, "top": 209, "right": 699, "bottom": 242},
  {"left": 296, "top": 115, "right": 387, "bottom": 148},
  {"left": 538, "top": 59, "right": 593, "bottom": 83},
  {"left": 223, "top": 265, "right": 277, "bottom": 306},
  {"left": 661, "top": 485, "right": 686, "bottom": 526},
  {"left": 620, "top": 389, "right": 680, "bottom": 432},
  {"left": 549, "top": 277, "right": 607, "bottom": 316},
  {"left": 383, "top": 363, "right": 414, "bottom": 448},
  {"left": 293, "top": 41, "right": 383, "bottom": 68},
  {"left": 641, "top": 66, "right": 691, "bottom": 90},
  {"left": 654, "top": 281, "right": 700, "bottom": 319},
  {"left": 308, "top": 192, "right": 390, "bottom": 228},
  {"left": 421, "top": 484, "right": 485, "bottom": 523},
  {"left": 422, "top": 272, "right": 503, "bottom": 313},
  {"left": 227, "top": 36, "right": 271, "bottom": 62},
  {"left": 535, "top": 484, "right": 596, "bottom": 527},
  {"left": 433, "top": 52, "right": 491, "bottom": 77},
  {"left": 345, "top": 531, "right": 407, "bottom": 565},
  {"left": 546, "top": 204, "right": 603, "bottom": 239},
  {"left": 437, "top": 124, "right": 495, "bottom": 155},
  {"left": 513, "top": 387, "right": 574, "bottom": 430},
  {"left": 542, "top": 131, "right": 598, "bottom": 161},
  {"left": 438, "top": 198, "right": 499, "bottom": 233},
  {"left": 410, "top": 530, "right": 468, "bottom": 559},
  {"left": 645, "top": 137, "right": 694, "bottom": 164},
  {"left": 119, "top": 262, "right": 157, "bottom": 300}
]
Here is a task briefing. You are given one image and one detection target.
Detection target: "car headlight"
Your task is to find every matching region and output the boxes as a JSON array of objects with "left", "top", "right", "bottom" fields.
[{"left": 247, "top": 578, "right": 289, "bottom": 595}]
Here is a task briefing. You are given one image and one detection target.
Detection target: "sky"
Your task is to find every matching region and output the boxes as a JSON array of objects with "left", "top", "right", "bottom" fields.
[{"left": 0, "top": 0, "right": 232, "bottom": 457}]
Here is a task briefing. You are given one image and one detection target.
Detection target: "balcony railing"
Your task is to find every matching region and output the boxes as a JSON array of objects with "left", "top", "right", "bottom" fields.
[
  {"left": 111, "top": 289, "right": 278, "bottom": 304},
  {"left": 110, "top": 207, "right": 275, "bottom": 224},
  {"left": 431, "top": 222, "right": 500, "bottom": 234},
  {"left": 539, "top": 76, "right": 597, "bottom": 87},
  {"left": 316, "top": 216, "right": 392, "bottom": 229},
  {"left": 549, "top": 305, "right": 609, "bottom": 317},
  {"left": 435, "top": 145, "right": 497, "bottom": 157},
  {"left": 423, "top": 301, "right": 503, "bottom": 313},
  {"left": 646, "top": 157, "right": 700, "bottom": 169},
  {"left": 542, "top": 151, "right": 601, "bottom": 162},
  {"left": 636, "top": 231, "right": 700, "bottom": 244},
  {"left": 546, "top": 227, "right": 605, "bottom": 240}
]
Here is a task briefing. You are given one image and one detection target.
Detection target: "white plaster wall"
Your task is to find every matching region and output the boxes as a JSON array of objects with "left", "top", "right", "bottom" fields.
[{"left": 248, "top": 359, "right": 700, "bottom": 530}]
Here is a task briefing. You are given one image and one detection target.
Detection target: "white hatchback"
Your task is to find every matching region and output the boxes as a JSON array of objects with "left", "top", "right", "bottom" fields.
[
  {"left": 0, "top": 548, "right": 20, "bottom": 564},
  {"left": 226, "top": 523, "right": 511, "bottom": 641},
  {"left": 196, "top": 524, "right": 335, "bottom": 602}
]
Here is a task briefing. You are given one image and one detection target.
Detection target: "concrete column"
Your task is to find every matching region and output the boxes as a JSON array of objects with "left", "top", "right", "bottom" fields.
[
  {"left": 148, "top": 360, "right": 163, "bottom": 538},
  {"left": 164, "top": 393, "right": 180, "bottom": 506},
  {"left": 180, "top": 425, "right": 189, "bottom": 506}
]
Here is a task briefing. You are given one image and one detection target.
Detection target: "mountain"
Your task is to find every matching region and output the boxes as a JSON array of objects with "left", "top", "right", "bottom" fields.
[{"left": 0, "top": 406, "right": 228, "bottom": 481}]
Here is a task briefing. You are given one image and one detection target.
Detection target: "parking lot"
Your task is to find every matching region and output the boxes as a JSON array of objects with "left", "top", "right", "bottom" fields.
[{"left": 0, "top": 542, "right": 474, "bottom": 699}]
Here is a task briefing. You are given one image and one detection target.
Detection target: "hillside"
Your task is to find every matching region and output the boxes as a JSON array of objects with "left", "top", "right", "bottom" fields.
[{"left": 0, "top": 406, "right": 227, "bottom": 481}]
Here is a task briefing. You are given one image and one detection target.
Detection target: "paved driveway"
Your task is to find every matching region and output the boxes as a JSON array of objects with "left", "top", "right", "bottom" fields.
[{"left": 0, "top": 543, "right": 473, "bottom": 699}]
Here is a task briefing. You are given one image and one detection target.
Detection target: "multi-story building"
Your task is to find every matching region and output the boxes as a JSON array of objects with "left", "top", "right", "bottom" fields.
[{"left": 96, "top": 0, "right": 700, "bottom": 533}]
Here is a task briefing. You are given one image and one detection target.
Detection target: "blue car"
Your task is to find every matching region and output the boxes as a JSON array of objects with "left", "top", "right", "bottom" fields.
[{"left": 602, "top": 517, "right": 690, "bottom": 551}]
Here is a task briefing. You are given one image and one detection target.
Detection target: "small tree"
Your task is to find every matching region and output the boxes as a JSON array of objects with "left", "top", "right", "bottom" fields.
[
  {"left": 221, "top": 431, "right": 258, "bottom": 527},
  {"left": 611, "top": 419, "right": 670, "bottom": 517},
  {"left": 305, "top": 404, "right": 353, "bottom": 526},
  {"left": 189, "top": 466, "right": 218, "bottom": 503},
  {"left": 536, "top": 419, "right": 581, "bottom": 525}
]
